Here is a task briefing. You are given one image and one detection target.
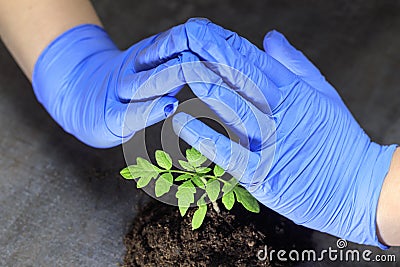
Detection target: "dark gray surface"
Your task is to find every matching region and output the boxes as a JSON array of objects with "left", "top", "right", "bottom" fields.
[{"left": 1, "top": 0, "right": 400, "bottom": 266}]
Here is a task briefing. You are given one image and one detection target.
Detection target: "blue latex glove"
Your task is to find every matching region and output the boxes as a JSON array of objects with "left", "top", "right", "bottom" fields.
[
  {"left": 151, "top": 18, "right": 396, "bottom": 248},
  {"left": 33, "top": 24, "right": 186, "bottom": 148}
]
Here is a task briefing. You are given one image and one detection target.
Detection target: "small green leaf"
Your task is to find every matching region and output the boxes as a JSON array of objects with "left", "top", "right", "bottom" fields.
[
  {"left": 136, "top": 175, "right": 153, "bottom": 188},
  {"left": 134, "top": 157, "right": 162, "bottom": 178},
  {"left": 175, "top": 174, "right": 192, "bottom": 181},
  {"left": 192, "top": 204, "right": 207, "bottom": 230},
  {"left": 137, "top": 157, "right": 161, "bottom": 171},
  {"left": 186, "top": 148, "right": 207, "bottom": 167},
  {"left": 120, "top": 165, "right": 151, "bottom": 179},
  {"left": 180, "top": 180, "right": 196, "bottom": 192},
  {"left": 222, "top": 177, "right": 236, "bottom": 193},
  {"left": 192, "top": 196, "right": 207, "bottom": 230},
  {"left": 178, "top": 205, "right": 189, "bottom": 218},
  {"left": 155, "top": 173, "right": 173, "bottom": 197},
  {"left": 195, "top": 167, "right": 212, "bottom": 174},
  {"left": 186, "top": 147, "right": 201, "bottom": 160},
  {"left": 124, "top": 158, "right": 161, "bottom": 188},
  {"left": 233, "top": 186, "right": 260, "bottom": 213},
  {"left": 213, "top": 165, "right": 225, "bottom": 177},
  {"left": 120, "top": 167, "right": 134, "bottom": 179},
  {"left": 206, "top": 179, "right": 220, "bottom": 202},
  {"left": 222, "top": 191, "right": 235, "bottom": 210},
  {"left": 191, "top": 175, "right": 205, "bottom": 189},
  {"left": 178, "top": 160, "right": 195, "bottom": 171},
  {"left": 176, "top": 181, "right": 196, "bottom": 216},
  {"left": 197, "top": 195, "right": 207, "bottom": 206},
  {"left": 155, "top": 150, "right": 172, "bottom": 170}
]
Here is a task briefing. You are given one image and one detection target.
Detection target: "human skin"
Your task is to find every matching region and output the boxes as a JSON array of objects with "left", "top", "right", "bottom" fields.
[
  {"left": 0, "top": 0, "right": 102, "bottom": 79},
  {"left": 0, "top": 0, "right": 398, "bottom": 247},
  {"left": 376, "top": 147, "right": 400, "bottom": 246}
]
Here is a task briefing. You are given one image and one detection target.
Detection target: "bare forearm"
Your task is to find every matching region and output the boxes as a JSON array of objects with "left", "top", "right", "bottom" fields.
[
  {"left": 0, "top": 0, "right": 102, "bottom": 79},
  {"left": 377, "top": 147, "right": 400, "bottom": 246}
]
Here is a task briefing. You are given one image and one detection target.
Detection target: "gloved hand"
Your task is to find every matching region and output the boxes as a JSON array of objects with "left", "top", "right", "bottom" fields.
[
  {"left": 33, "top": 24, "right": 186, "bottom": 148},
  {"left": 151, "top": 18, "right": 396, "bottom": 248}
]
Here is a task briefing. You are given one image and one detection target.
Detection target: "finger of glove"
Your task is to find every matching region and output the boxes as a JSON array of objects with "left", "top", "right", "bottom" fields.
[
  {"left": 182, "top": 62, "right": 275, "bottom": 151},
  {"left": 133, "top": 21, "right": 196, "bottom": 72},
  {"left": 118, "top": 57, "right": 186, "bottom": 101},
  {"left": 133, "top": 18, "right": 235, "bottom": 70},
  {"left": 204, "top": 22, "right": 297, "bottom": 87},
  {"left": 263, "top": 30, "right": 341, "bottom": 100},
  {"left": 108, "top": 95, "right": 178, "bottom": 139},
  {"left": 172, "top": 112, "right": 260, "bottom": 184},
  {"left": 133, "top": 18, "right": 286, "bottom": 110},
  {"left": 178, "top": 29, "right": 283, "bottom": 112}
]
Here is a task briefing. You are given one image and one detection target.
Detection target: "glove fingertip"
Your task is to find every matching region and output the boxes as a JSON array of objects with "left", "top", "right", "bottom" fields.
[
  {"left": 163, "top": 97, "right": 179, "bottom": 118},
  {"left": 186, "top": 17, "right": 212, "bottom": 25},
  {"left": 263, "top": 29, "right": 287, "bottom": 53},
  {"left": 264, "top": 29, "right": 281, "bottom": 39},
  {"left": 131, "top": 96, "right": 179, "bottom": 131}
]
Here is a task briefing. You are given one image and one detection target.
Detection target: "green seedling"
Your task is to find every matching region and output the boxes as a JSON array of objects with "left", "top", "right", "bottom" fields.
[{"left": 120, "top": 148, "right": 260, "bottom": 230}]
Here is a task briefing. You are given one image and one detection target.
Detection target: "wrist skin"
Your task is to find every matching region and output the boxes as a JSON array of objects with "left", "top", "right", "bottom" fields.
[
  {"left": 0, "top": 0, "right": 102, "bottom": 79},
  {"left": 377, "top": 147, "right": 400, "bottom": 246}
]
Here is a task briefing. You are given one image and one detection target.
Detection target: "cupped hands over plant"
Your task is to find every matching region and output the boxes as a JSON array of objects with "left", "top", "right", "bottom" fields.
[{"left": 120, "top": 148, "right": 259, "bottom": 230}]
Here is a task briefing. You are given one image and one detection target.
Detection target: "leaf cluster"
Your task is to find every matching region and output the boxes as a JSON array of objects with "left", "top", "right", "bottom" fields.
[{"left": 120, "top": 148, "right": 260, "bottom": 230}]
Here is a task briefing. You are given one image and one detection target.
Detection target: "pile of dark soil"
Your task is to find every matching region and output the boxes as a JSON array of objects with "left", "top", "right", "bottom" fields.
[{"left": 123, "top": 201, "right": 313, "bottom": 266}]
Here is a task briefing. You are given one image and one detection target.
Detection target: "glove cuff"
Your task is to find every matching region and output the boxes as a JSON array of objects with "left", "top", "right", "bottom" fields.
[{"left": 32, "top": 24, "right": 118, "bottom": 118}]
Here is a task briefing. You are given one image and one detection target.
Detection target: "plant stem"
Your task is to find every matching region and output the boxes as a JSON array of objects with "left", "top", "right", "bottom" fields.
[
  {"left": 202, "top": 175, "right": 229, "bottom": 184},
  {"left": 198, "top": 176, "right": 208, "bottom": 186},
  {"left": 212, "top": 201, "right": 220, "bottom": 214},
  {"left": 166, "top": 169, "right": 192, "bottom": 175},
  {"left": 164, "top": 170, "right": 229, "bottom": 185},
  {"left": 161, "top": 168, "right": 229, "bottom": 185}
]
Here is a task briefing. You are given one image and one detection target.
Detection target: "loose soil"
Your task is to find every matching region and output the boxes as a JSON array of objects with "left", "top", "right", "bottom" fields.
[{"left": 123, "top": 201, "right": 314, "bottom": 266}]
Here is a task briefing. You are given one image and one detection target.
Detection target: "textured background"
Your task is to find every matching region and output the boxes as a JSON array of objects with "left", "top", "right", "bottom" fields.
[{"left": 1, "top": 0, "right": 400, "bottom": 266}]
